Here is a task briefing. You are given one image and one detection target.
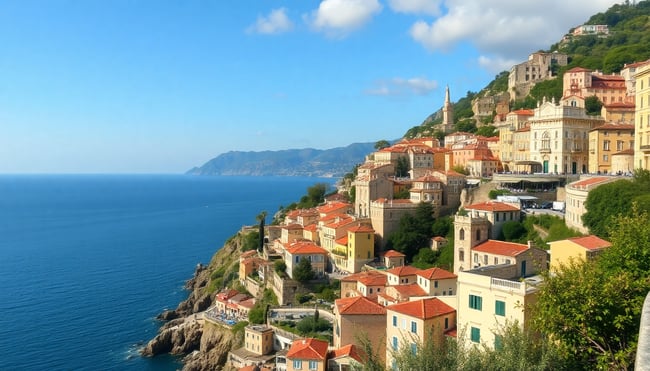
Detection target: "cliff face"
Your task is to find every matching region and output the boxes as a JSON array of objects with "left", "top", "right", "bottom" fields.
[{"left": 141, "top": 232, "right": 247, "bottom": 370}]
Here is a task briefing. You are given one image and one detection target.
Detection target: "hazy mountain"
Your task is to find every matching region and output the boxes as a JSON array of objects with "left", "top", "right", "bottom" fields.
[{"left": 187, "top": 142, "right": 375, "bottom": 177}]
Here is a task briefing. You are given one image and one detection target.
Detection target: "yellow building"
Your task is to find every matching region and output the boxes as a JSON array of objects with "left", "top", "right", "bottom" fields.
[
  {"left": 286, "top": 338, "right": 329, "bottom": 371},
  {"left": 333, "top": 296, "right": 386, "bottom": 362},
  {"left": 385, "top": 298, "right": 456, "bottom": 368},
  {"left": 634, "top": 60, "right": 650, "bottom": 170},
  {"left": 332, "top": 224, "right": 376, "bottom": 273},
  {"left": 245, "top": 325, "right": 274, "bottom": 356},
  {"left": 456, "top": 265, "right": 541, "bottom": 350},
  {"left": 588, "top": 122, "right": 635, "bottom": 174},
  {"left": 549, "top": 235, "right": 611, "bottom": 271}
]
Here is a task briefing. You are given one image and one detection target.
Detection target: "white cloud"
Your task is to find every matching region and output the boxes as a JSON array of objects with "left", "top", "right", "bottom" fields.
[
  {"left": 387, "top": 0, "right": 442, "bottom": 15},
  {"left": 247, "top": 8, "right": 294, "bottom": 34},
  {"left": 409, "top": 0, "right": 620, "bottom": 65},
  {"left": 306, "top": 0, "right": 382, "bottom": 36},
  {"left": 478, "top": 55, "right": 519, "bottom": 75},
  {"left": 365, "top": 77, "right": 438, "bottom": 96}
]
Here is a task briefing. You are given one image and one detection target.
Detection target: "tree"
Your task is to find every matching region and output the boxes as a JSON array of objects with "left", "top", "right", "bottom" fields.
[
  {"left": 293, "top": 257, "right": 315, "bottom": 283},
  {"left": 387, "top": 203, "right": 436, "bottom": 260},
  {"left": 374, "top": 140, "right": 390, "bottom": 150},
  {"left": 431, "top": 216, "right": 452, "bottom": 237},
  {"left": 452, "top": 165, "right": 469, "bottom": 175},
  {"left": 412, "top": 247, "right": 439, "bottom": 269},
  {"left": 274, "top": 259, "right": 287, "bottom": 275},
  {"left": 256, "top": 211, "right": 267, "bottom": 252},
  {"left": 533, "top": 206, "right": 650, "bottom": 369},
  {"left": 500, "top": 221, "right": 527, "bottom": 241},
  {"left": 475, "top": 125, "right": 497, "bottom": 137},
  {"left": 395, "top": 156, "right": 410, "bottom": 177},
  {"left": 584, "top": 95, "right": 603, "bottom": 115}
]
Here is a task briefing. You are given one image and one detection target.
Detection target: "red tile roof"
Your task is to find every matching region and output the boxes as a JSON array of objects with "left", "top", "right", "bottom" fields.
[
  {"left": 383, "top": 250, "right": 405, "bottom": 258},
  {"left": 566, "top": 67, "right": 591, "bottom": 73},
  {"left": 567, "top": 235, "right": 611, "bottom": 250},
  {"left": 304, "top": 224, "right": 318, "bottom": 232},
  {"left": 329, "top": 344, "right": 365, "bottom": 363},
  {"left": 465, "top": 201, "right": 520, "bottom": 212},
  {"left": 286, "top": 241, "right": 328, "bottom": 255},
  {"left": 472, "top": 240, "right": 529, "bottom": 257},
  {"left": 348, "top": 224, "right": 375, "bottom": 233},
  {"left": 391, "top": 283, "right": 428, "bottom": 298},
  {"left": 386, "top": 265, "right": 421, "bottom": 277},
  {"left": 569, "top": 176, "right": 614, "bottom": 188},
  {"left": 591, "top": 123, "right": 635, "bottom": 131},
  {"left": 613, "top": 149, "right": 634, "bottom": 156},
  {"left": 417, "top": 267, "right": 457, "bottom": 280},
  {"left": 357, "top": 273, "right": 388, "bottom": 287},
  {"left": 336, "top": 296, "right": 387, "bottom": 315},
  {"left": 387, "top": 298, "right": 455, "bottom": 320},
  {"left": 335, "top": 236, "right": 348, "bottom": 245},
  {"left": 317, "top": 202, "right": 352, "bottom": 215},
  {"left": 286, "top": 338, "right": 329, "bottom": 360},
  {"left": 510, "top": 109, "right": 534, "bottom": 116}
]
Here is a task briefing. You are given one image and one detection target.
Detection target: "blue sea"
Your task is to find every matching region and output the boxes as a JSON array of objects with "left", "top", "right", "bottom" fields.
[{"left": 0, "top": 175, "right": 334, "bottom": 370}]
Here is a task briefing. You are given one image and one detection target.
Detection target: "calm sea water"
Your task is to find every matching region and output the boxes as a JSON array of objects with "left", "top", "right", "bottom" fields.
[{"left": 0, "top": 175, "right": 333, "bottom": 370}]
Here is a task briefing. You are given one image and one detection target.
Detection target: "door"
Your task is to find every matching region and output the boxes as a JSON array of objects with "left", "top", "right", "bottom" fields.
[
  {"left": 521, "top": 260, "right": 527, "bottom": 277},
  {"left": 543, "top": 160, "right": 549, "bottom": 173},
  {"left": 572, "top": 162, "right": 577, "bottom": 174}
]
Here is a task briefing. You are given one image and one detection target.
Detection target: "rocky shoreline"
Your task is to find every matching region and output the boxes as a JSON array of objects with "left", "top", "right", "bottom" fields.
[{"left": 141, "top": 233, "right": 246, "bottom": 370}]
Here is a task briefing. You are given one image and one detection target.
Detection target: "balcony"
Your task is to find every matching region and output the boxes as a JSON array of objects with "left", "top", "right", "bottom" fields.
[
  {"left": 641, "top": 145, "right": 650, "bottom": 153},
  {"left": 571, "top": 147, "right": 583, "bottom": 153}
]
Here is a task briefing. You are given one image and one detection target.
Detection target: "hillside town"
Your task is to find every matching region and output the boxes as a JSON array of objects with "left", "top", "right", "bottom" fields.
[{"left": 188, "top": 49, "right": 650, "bottom": 371}]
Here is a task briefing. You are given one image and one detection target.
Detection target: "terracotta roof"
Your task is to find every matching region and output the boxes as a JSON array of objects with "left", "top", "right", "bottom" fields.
[
  {"left": 510, "top": 109, "right": 534, "bottom": 116},
  {"left": 465, "top": 201, "right": 520, "bottom": 212},
  {"left": 515, "top": 126, "right": 531, "bottom": 132},
  {"left": 591, "top": 122, "right": 635, "bottom": 131},
  {"left": 239, "top": 365, "right": 272, "bottom": 371},
  {"left": 286, "top": 338, "right": 329, "bottom": 360},
  {"left": 336, "top": 296, "right": 387, "bottom": 315},
  {"left": 567, "top": 235, "right": 611, "bottom": 250},
  {"left": 238, "top": 298, "right": 256, "bottom": 309},
  {"left": 417, "top": 267, "right": 457, "bottom": 280},
  {"left": 383, "top": 250, "right": 405, "bottom": 258},
  {"left": 216, "top": 289, "right": 240, "bottom": 301},
  {"left": 387, "top": 298, "right": 455, "bottom": 320},
  {"left": 378, "top": 293, "right": 397, "bottom": 303},
  {"left": 304, "top": 224, "right": 318, "bottom": 232},
  {"left": 283, "top": 223, "right": 304, "bottom": 230},
  {"left": 348, "top": 224, "right": 375, "bottom": 233},
  {"left": 357, "top": 273, "right": 388, "bottom": 287},
  {"left": 317, "top": 202, "right": 352, "bottom": 214},
  {"left": 472, "top": 240, "right": 529, "bottom": 257},
  {"left": 569, "top": 176, "right": 614, "bottom": 188},
  {"left": 603, "top": 102, "right": 635, "bottom": 109},
  {"left": 328, "top": 344, "right": 365, "bottom": 363},
  {"left": 613, "top": 149, "right": 634, "bottom": 156},
  {"left": 325, "top": 215, "right": 356, "bottom": 229},
  {"left": 432, "top": 236, "right": 447, "bottom": 242},
  {"left": 335, "top": 236, "right": 348, "bottom": 245},
  {"left": 566, "top": 67, "right": 591, "bottom": 73},
  {"left": 341, "top": 270, "right": 387, "bottom": 284},
  {"left": 391, "top": 283, "right": 428, "bottom": 298},
  {"left": 286, "top": 241, "right": 328, "bottom": 255},
  {"left": 240, "top": 250, "right": 258, "bottom": 259},
  {"left": 386, "top": 265, "right": 421, "bottom": 277},
  {"left": 444, "top": 328, "right": 457, "bottom": 338},
  {"left": 415, "top": 175, "right": 443, "bottom": 183}
]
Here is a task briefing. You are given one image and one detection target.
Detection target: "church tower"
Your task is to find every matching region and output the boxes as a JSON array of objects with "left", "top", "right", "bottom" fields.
[
  {"left": 453, "top": 212, "right": 489, "bottom": 273},
  {"left": 441, "top": 85, "right": 454, "bottom": 133}
]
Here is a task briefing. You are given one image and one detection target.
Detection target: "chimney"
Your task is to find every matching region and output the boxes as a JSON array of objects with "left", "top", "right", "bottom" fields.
[{"left": 527, "top": 240, "right": 533, "bottom": 249}]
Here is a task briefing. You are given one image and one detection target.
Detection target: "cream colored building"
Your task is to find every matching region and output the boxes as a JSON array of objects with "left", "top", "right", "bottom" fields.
[
  {"left": 635, "top": 61, "right": 650, "bottom": 170},
  {"left": 283, "top": 241, "right": 328, "bottom": 280},
  {"left": 245, "top": 325, "right": 274, "bottom": 356},
  {"left": 409, "top": 174, "right": 444, "bottom": 207},
  {"left": 612, "top": 149, "right": 635, "bottom": 173},
  {"left": 339, "top": 270, "right": 387, "bottom": 298},
  {"left": 549, "top": 235, "right": 611, "bottom": 271},
  {"left": 565, "top": 176, "right": 619, "bottom": 233},
  {"left": 496, "top": 110, "right": 534, "bottom": 172},
  {"left": 508, "top": 52, "right": 568, "bottom": 100},
  {"left": 385, "top": 298, "right": 456, "bottom": 368},
  {"left": 588, "top": 122, "right": 635, "bottom": 174},
  {"left": 416, "top": 267, "right": 457, "bottom": 296},
  {"left": 528, "top": 99, "right": 605, "bottom": 174},
  {"left": 354, "top": 162, "right": 394, "bottom": 218},
  {"left": 456, "top": 265, "right": 541, "bottom": 350}
]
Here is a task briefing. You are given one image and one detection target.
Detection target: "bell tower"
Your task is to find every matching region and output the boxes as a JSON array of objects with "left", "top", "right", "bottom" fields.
[
  {"left": 453, "top": 211, "right": 489, "bottom": 273},
  {"left": 442, "top": 85, "right": 454, "bottom": 133}
]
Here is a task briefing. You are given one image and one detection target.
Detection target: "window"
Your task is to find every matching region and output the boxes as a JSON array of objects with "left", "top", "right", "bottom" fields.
[
  {"left": 392, "top": 315, "right": 397, "bottom": 327},
  {"left": 434, "top": 280, "right": 438, "bottom": 288},
  {"left": 603, "top": 140, "right": 610, "bottom": 151},
  {"left": 392, "top": 336, "right": 398, "bottom": 350},
  {"left": 470, "top": 327, "right": 481, "bottom": 343},
  {"left": 459, "top": 228, "right": 465, "bottom": 240},
  {"left": 411, "top": 321, "right": 417, "bottom": 333},
  {"left": 469, "top": 294, "right": 483, "bottom": 310},
  {"left": 495, "top": 300, "right": 506, "bottom": 316},
  {"left": 309, "top": 360, "right": 317, "bottom": 370},
  {"left": 617, "top": 140, "right": 624, "bottom": 151},
  {"left": 459, "top": 250, "right": 464, "bottom": 261},
  {"left": 411, "top": 343, "right": 417, "bottom": 355},
  {"left": 495, "top": 335, "right": 504, "bottom": 350},
  {"left": 444, "top": 317, "right": 449, "bottom": 329},
  {"left": 603, "top": 154, "right": 609, "bottom": 162},
  {"left": 494, "top": 257, "right": 498, "bottom": 265},
  {"left": 293, "top": 360, "right": 302, "bottom": 369},
  {"left": 474, "top": 253, "right": 479, "bottom": 263},
  {"left": 483, "top": 255, "right": 488, "bottom": 265}
]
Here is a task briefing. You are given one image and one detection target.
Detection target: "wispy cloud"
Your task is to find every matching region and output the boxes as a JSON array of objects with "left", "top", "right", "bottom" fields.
[
  {"left": 305, "top": 0, "right": 382, "bottom": 37},
  {"left": 365, "top": 77, "right": 438, "bottom": 96},
  {"left": 247, "top": 8, "right": 294, "bottom": 35},
  {"left": 387, "top": 0, "right": 442, "bottom": 15}
]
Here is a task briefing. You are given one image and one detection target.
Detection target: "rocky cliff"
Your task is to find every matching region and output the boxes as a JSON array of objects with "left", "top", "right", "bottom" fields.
[{"left": 141, "top": 231, "right": 247, "bottom": 370}]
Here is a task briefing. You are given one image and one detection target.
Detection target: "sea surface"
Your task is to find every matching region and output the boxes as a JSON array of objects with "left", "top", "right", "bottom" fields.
[{"left": 0, "top": 174, "right": 334, "bottom": 370}]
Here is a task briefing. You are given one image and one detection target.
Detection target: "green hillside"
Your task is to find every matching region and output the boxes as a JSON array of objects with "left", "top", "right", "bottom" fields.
[{"left": 406, "top": 0, "right": 650, "bottom": 137}]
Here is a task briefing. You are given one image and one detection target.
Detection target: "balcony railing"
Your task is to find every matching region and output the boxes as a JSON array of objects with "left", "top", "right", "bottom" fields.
[
  {"left": 491, "top": 277, "right": 522, "bottom": 291},
  {"left": 641, "top": 145, "right": 650, "bottom": 153},
  {"left": 539, "top": 147, "right": 551, "bottom": 154}
]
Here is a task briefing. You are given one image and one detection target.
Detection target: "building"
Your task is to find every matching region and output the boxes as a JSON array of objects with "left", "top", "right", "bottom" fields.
[
  {"left": 333, "top": 296, "right": 387, "bottom": 361},
  {"left": 369, "top": 198, "right": 418, "bottom": 248},
  {"left": 331, "top": 224, "right": 376, "bottom": 274},
  {"left": 549, "top": 235, "right": 611, "bottom": 271},
  {"left": 283, "top": 241, "right": 328, "bottom": 280},
  {"left": 588, "top": 122, "right": 635, "bottom": 174},
  {"left": 635, "top": 61, "right": 650, "bottom": 170},
  {"left": 320, "top": 214, "right": 357, "bottom": 252},
  {"left": 460, "top": 201, "right": 521, "bottom": 242},
  {"left": 382, "top": 250, "right": 405, "bottom": 269},
  {"left": 565, "top": 176, "right": 619, "bottom": 233},
  {"left": 327, "top": 344, "right": 365, "bottom": 371},
  {"left": 572, "top": 24, "right": 609, "bottom": 36},
  {"left": 340, "top": 270, "right": 387, "bottom": 298},
  {"left": 528, "top": 99, "right": 605, "bottom": 174},
  {"left": 442, "top": 85, "right": 454, "bottom": 133},
  {"left": 385, "top": 298, "right": 456, "bottom": 368},
  {"left": 563, "top": 67, "right": 630, "bottom": 106},
  {"left": 508, "top": 52, "right": 568, "bottom": 100},
  {"left": 409, "top": 174, "right": 444, "bottom": 207},
  {"left": 285, "top": 338, "right": 329, "bottom": 371},
  {"left": 354, "top": 162, "right": 394, "bottom": 218},
  {"left": 611, "top": 148, "right": 635, "bottom": 174},
  {"left": 385, "top": 265, "right": 421, "bottom": 286},
  {"left": 456, "top": 265, "right": 542, "bottom": 350},
  {"left": 496, "top": 110, "right": 534, "bottom": 172},
  {"left": 245, "top": 325, "right": 275, "bottom": 356},
  {"left": 416, "top": 267, "right": 457, "bottom": 296}
]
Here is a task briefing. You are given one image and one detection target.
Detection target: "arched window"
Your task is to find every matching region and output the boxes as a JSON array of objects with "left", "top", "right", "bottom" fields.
[{"left": 459, "top": 228, "right": 465, "bottom": 241}]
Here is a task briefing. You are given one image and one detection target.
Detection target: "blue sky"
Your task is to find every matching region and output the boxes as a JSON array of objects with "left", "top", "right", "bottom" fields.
[{"left": 0, "top": 0, "right": 620, "bottom": 173}]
